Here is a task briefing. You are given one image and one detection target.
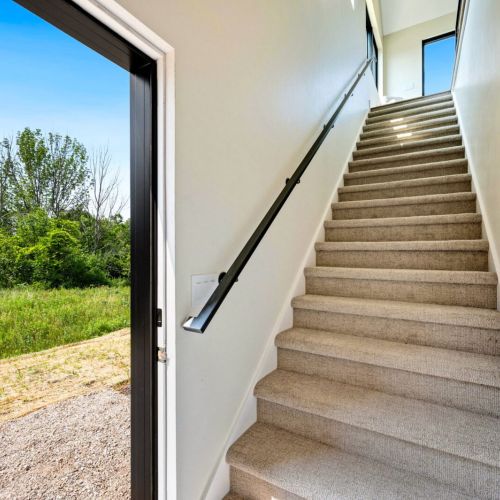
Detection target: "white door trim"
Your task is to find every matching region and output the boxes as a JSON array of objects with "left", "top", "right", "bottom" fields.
[{"left": 70, "top": 1, "right": 176, "bottom": 498}]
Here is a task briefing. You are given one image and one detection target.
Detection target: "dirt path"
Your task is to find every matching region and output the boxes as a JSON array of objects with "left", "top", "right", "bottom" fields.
[{"left": 0, "top": 329, "right": 130, "bottom": 423}]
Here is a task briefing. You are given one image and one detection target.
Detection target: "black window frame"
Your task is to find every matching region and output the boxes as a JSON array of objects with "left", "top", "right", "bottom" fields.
[
  {"left": 422, "top": 30, "right": 456, "bottom": 96},
  {"left": 12, "top": 1, "right": 158, "bottom": 498},
  {"left": 366, "top": 8, "right": 379, "bottom": 88}
]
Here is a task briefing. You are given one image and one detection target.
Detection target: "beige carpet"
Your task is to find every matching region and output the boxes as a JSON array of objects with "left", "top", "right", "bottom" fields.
[{"left": 225, "top": 92, "right": 500, "bottom": 499}]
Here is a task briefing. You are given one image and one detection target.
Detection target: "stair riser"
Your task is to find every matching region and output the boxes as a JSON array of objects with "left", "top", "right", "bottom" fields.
[
  {"left": 353, "top": 138, "right": 462, "bottom": 160},
  {"left": 360, "top": 117, "right": 459, "bottom": 141},
  {"left": 345, "top": 163, "right": 468, "bottom": 185},
  {"left": 331, "top": 199, "right": 476, "bottom": 220},
  {"left": 278, "top": 349, "right": 500, "bottom": 417},
  {"left": 366, "top": 104, "right": 455, "bottom": 125},
  {"left": 316, "top": 249, "right": 488, "bottom": 271},
  {"left": 349, "top": 151, "right": 465, "bottom": 172},
  {"left": 369, "top": 96, "right": 452, "bottom": 117},
  {"left": 357, "top": 126, "right": 461, "bottom": 149},
  {"left": 325, "top": 221, "right": 481, "bottom": 242},
  {"left": 305, "top": 276, "right": 496, "bottom": 308},
  {"left": 293, "top": 308, "right": 498, "bottom": 354},
  {"left": 258, "top": 400, "right": 499, "bottom": 499},
  {"left": 363, "top": 109, "right": 456, "bottom": 132},
  {"left": 339, "top": 179, "right": 471, "bottom": 202},
  {"left": 229, "top": 467, "right": 299, "bottom": 500}
]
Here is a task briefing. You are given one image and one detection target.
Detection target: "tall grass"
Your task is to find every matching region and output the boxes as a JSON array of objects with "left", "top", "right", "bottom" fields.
[{"left": 0, "top": 286, "right": 130, "bottom": 359}]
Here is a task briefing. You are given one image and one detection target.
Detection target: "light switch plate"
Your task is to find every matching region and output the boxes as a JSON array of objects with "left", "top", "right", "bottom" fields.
[{"left": 190, "top": 273, "right": 219, "bottom": 316}]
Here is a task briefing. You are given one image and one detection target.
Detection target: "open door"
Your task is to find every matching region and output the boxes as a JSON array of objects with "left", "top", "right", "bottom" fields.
[{"left": 12, "top": 1, "right": 159, "bottom": 497}]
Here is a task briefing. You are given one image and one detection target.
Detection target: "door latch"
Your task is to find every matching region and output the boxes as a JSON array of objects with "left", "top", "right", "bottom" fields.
[{"left": 157, "top": 347, "right": 168, "bottom": 364}]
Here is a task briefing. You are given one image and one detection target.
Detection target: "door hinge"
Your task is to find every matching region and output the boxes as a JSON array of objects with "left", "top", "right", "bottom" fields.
[
  {"left": 156, "top": 308, "right": 163, "bottom": 327},
  {"left": 157, "top": 346, "right": 168, "bottom": 364}
]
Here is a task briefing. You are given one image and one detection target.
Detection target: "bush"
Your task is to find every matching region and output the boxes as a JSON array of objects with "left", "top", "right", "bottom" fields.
[
  {"left": 0, "top": 231, "right": 19, "bottom": 288},
  {"left": 17, "top": 228, "right": 108, "bottom": 288}
]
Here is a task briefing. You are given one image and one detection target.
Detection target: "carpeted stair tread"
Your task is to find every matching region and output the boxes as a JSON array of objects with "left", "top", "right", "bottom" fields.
[
  {"left": 344, "top": 158, "right": 468, "bottom": 184},
  {"left": 357, "top": 124, "right": 461, "bottom": 149},
  {"left": 349, "top": 146, "right": 465, "bottom": 169},
  {"left": 292, "top": 294, "right": 500, "bottom": 330},
  {"left": 360, "top": 115, "right": 458, "bottom": 141},
  {"left": 226, "top": 423, "right": 470, "bottom": 500},
  {"left": 255, "top": 370, "right": 500, "bottom": 468},
  {"left": 223, "top": 493, "right": 243, "bottom": 500},
  {"left": 276, "top": 328, "right": 500, "bottom": 388},
  {"left": 363, "top": 108, "right": 457, "bottom": 132},
  {"left": 304, "top": 266, "right": 497, "bottom": 285},
  {"left": 324, "top": 212, "right": 481, "bottom": 229},
  {"left": 366, "top": 102, "right": 455, "bottom": 124},
  {"left": 369, "top": 92, "right": 451, "bottom": 116},
  {"left": 353, "top": 134, "right": 462, "bottom": 159},
  {"left": 332, "top": 191, "right": 475, "bottom": 210},
  {"left": 339, "top": 173, "right": 470, "bottom": 195},
  {"left": 316, "top": 239, "right": 488, "bottom": 252}
]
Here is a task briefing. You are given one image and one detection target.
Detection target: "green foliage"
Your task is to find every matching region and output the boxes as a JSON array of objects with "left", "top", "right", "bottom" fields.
[
  {"left": 0, "top": 285, "right": 130, "bottom": 358},
  {"left": 1, "top": 128, "right": 89, "bottom": 217},
  {"left": 0, "top": 231, "right": 19, "bottom": 288},
  {"left": 0, "top": 129, "right": 130, "bottom": 290}
]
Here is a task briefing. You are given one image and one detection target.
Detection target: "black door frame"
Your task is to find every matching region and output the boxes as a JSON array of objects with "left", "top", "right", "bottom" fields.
[
  {"left": 13, "top": 1, "right": 158, "bottom": 498},
  {"left": 421, "top": 30, "right": 456, "bottom": 96}
]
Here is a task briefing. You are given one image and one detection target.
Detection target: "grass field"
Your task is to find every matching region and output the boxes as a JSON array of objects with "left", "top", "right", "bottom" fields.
[{"left": 0, "top": 286, "right": 130, "bottom": 359}]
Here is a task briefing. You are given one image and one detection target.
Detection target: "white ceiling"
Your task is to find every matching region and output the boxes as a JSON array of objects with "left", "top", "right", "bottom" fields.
[{"left": 380, "top": 0, "right": 458, "bottom": 35}]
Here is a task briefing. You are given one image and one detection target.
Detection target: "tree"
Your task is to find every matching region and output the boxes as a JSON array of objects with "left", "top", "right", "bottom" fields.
[
  {"left": 86, "top": 146, "right": 126, "bottom": 251},
  {"left": 0, "top": 138, "right": 14, "bottom": 230},
  {"left": 2, "top": 128, "right": 89, "bottom": 217}
]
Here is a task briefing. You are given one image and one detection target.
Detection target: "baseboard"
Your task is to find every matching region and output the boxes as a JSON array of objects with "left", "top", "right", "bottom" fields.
[
  {"left": 202, "top": 94, "right": 372, "bottom": 500},
  {"left": 452, "top": 91, "right": 500, "bottom": 310}
]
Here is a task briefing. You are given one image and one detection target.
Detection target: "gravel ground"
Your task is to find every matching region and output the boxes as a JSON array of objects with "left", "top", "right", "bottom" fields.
[{"left": 0, "top": 389, "right": 130, "bottom": 499}]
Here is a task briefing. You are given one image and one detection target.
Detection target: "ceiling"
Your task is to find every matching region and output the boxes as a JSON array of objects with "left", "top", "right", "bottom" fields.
[{"left": 380, "top": 0, "right": 458, "bottom": 35}]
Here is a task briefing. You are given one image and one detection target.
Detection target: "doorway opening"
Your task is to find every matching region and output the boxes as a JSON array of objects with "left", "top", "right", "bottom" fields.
[
  {"left": 0, "top": 0, "right": 158, "bottom": 498},
  {"left": 422, "top": 31, "right": 456, "bottom": 96}
]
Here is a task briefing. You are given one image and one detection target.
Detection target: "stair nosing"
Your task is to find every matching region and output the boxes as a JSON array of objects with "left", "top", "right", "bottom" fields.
[
  {"left": 344, "top": 159, "right": 468, "bottom": 180},
  {"left": 357, "top": 127, "right": 461, "bottom": 150},
  {"left": 366, "top": 103, "right": 455, "bottom": 124},
  {"left": 255, "top": 370, "right": 500, "bottom": 468},
  {"left": 324, "top": 213, "right": 481, "bottom": 229},
  {"left": 303, "top": 267, "right": 498, "bottom": 285},
  {"left": 338, "top": 173, "right": 471, "bottom": 194},
  {"left": 276, "top": 328, "right": 500, "bottom": 388},
  {"left": 370, "top": 92, "right": 451, "bottom": 114},
  {"left": 360, "top": 116, "right": 459, "bottom": 139},
  {"left": 292, "top": 293, "right": 499, "bottom": 330},
  {"left": 349, "top": 146, "right": 465, "bottom": 168},
  {"left": 332, "top": 191, "right": 476, "bottom": 209},
  {"left": 364, "top": 109, "right": 457, "bottom": 131},
  {"left": 315, "top": 239, "right": 488, "bottom": 252},
  {"left": 353, "top": 134, "right": 462, "bottom": 158}
]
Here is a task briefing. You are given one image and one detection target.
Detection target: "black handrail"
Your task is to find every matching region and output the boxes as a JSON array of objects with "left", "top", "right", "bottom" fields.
[{"left": 183, "top": 57, "right": 373, "bottom": 333}]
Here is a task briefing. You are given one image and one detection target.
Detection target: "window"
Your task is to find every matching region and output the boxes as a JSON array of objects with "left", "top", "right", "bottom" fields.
[
  {"left": 422, "top": 31, "right": 456, "bottom": 96},
  {"left": 366, "top": 9, "right": 378, "bottom": 88}
]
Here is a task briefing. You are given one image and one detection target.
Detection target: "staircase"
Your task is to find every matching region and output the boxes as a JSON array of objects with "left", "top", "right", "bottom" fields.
[{"left": 224, "top": 91, "right": 500, "bottom": 499}]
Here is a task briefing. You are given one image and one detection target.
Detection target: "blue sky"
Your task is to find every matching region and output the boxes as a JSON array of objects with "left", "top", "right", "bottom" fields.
[
  {"left": 424, "top": 34, "right": 456, "bottom": 95},
  {"left": 0, "top": 0, "right": 130, "bottom": 215}
]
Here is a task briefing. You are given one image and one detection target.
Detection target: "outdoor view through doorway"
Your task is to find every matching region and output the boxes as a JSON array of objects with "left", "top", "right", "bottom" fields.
[{"left": 0, "top": 1, "right": 133, "bottom": 497}]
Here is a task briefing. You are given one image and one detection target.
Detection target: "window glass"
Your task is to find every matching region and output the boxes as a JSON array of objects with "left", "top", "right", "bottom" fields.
[{"left": 423, "top": 33, "right": 456, "bottom": 95}]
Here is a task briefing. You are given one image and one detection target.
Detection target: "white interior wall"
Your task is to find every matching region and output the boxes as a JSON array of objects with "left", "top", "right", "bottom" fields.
[
  {"left": 112, "top": 0, "right": 377, "bottom": 498},
  {"left": 452, "top": 0, "right": 500, "bottom": 309},
  {"left": 383, "top": 13, "right": 456, "bottom": 99}
]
